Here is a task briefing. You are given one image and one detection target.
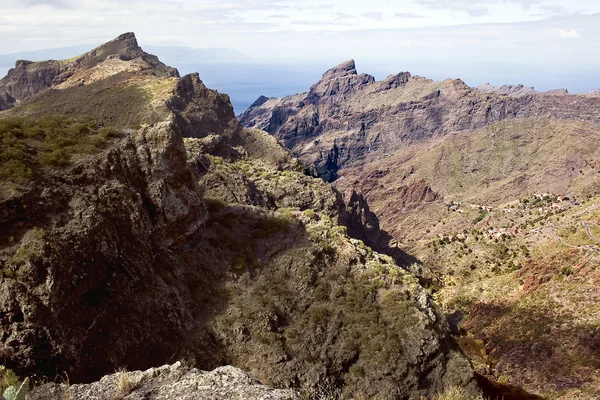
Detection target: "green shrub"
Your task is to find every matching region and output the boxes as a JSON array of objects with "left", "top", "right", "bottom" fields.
[
  {"left": 0, "top": 366, "right": 19, "bottom": 393},
  {"left": 256, "top": 215, "right": 293, "bottom": 237},
  {"left": 473, "top": 209, "right": 488, "bottom": 224},
  {"left": 0, "top": 159, "right": 32, "bottom": 184},
  {"left": 38, "top": 148, "right": 70, "bottom": 166},
  {"left": 0, "top": 115, "right": 122, "bottom": 185},
  {"left": 302, "top": 209, "right": 317, "bottom": 220},
  {"left": 205, "top": 197, "right": 228, "bottom": 213}
]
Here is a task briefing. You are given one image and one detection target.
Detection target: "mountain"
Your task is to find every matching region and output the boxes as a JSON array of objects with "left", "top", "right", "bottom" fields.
[
  {"left": 240, "top": 60, "right": 600, "bottom": 398},
  {"left": 0, "top": 34, "right": 480, "bottom": 399},
  {"left": 240, "top": 59, "right": 600, "bottom": 182}
]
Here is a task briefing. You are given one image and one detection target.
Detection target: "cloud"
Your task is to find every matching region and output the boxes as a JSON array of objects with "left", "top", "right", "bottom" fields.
[
  {"left": 335, "top": 12, "right": 355, "bottom": 20},
  {"left": 394, "top": 12, "right": 426, "bottom": 19},
  {"left": 291, "top": 20, "right": 352, "bottom": 26},
  {"left": 415, "top": 0, "right": 542, "bottom": 17},
  {"left": 363, "top": 12, "right": 383, "bottom": 20},
  {"left": 18, "top": 0, "right": 74, "bottom": 7},
  {"left": 538, "top": 4, "right": 570, "bottom": 16},
  {"left": 0, "top": 0, "right": 599, "bottom": 63},
  {"left": 557, "top": 28, "right": 581, "bottom": 38}
]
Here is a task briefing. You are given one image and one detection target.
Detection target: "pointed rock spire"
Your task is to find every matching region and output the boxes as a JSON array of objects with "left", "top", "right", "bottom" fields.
[{"left": 321, "top": 60, "right": 357, "bottom": 80}]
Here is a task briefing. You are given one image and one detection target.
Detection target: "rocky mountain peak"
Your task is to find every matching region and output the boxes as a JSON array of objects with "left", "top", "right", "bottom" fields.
[
  {"left": 308, "top": 60, "right": 375, "bottom": 102},
  {"left": 117, "top": 31, "right": 138, "bottom": 41},
  {"left": 85, "top": 31, "right": 142, "bottom": 60},
  {"left": 0, "top": 32, "right": 178, "bottom": 111},
  {"left": 321, "top": 59, "right": 358, "bottom": 80},
  {"left": 14, "top": 60, "right": 34, "bottom": 68},
  {"left": 476, "top": 82, "right": 537, "bottom": 97},
  {"left": 249, "top": 95, "right": 271, "bottom": 108}
]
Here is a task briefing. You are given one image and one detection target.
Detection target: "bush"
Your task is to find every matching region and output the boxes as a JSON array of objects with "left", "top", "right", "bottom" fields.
[
  {"left": 0, "top": 366, "right": 19, "bottom": 393},
  {"left": 473, "top": 210, "right": 488, "bottom": 224},
  {"left": 302, "top": 209, "right": 317, "bottom": 220},
  {"left": 0, "top": 159, "right": 32, "bottom": 184},
  {"left": 205, "top": 197, "right": 228, "bottom": 213}
]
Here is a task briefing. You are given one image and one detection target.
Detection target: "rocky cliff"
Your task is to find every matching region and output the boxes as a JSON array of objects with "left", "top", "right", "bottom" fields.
[
  {"left": 0, "top": 35, "right": 479, "bottom": 399},
  {"left": 0, "top": 33, "right": 178, "bottom": 112}
]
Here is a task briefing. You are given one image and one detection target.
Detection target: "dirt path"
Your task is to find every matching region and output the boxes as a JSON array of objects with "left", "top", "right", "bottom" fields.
[
  {"left": 583, "top": 221, "right": 600, "bottom": 243},
  {"left": 542, "top": 220, "right": 600, "bottom": 252}
]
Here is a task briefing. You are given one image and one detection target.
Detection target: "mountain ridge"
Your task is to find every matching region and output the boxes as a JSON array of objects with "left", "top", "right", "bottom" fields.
[{"left": 240, "top": 60, "right": 600, "bottom": 182}]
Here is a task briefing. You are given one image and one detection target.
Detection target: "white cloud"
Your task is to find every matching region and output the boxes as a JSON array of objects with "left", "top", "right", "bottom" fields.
[
  {"left": 362, "top": 11, "right": 383, "bottom": 20},
  {"left": 557, "top": 28, "right": 581, "bottom": 38},
  {"left": 0, "top": 0, "right": 598, "bottom": 65}
]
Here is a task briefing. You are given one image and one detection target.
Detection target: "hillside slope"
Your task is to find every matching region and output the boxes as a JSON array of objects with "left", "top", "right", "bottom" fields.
[
  {"left": 240, "top": 60, "right": 600, "bottom": 398},
  {"left": 0, "top": 35, "right": 478, "bottom": 399}
]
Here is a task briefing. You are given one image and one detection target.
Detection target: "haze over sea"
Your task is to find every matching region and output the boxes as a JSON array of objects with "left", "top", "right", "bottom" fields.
[{"left": 174, "top": 62, "right": 599, "bottom": 114}]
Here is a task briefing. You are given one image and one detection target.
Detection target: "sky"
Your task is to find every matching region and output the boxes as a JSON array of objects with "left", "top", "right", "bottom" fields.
[{"left": 0, "top": 0, "right": 598, "bottom": 99}]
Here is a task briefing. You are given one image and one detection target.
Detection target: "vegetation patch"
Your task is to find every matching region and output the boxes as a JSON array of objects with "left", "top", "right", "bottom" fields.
[
  {"left": 0, "top": 115, "right": 121, "bottom": 185},
  {"left": 5, "top": 73, "right": 166, "bottom": 129},
  {"left": 0, "top": 366, "right": 19, "bottom": 393}
]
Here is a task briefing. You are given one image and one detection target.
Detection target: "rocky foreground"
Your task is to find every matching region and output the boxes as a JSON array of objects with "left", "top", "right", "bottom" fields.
[{"left": 30, "top": 363, "right": 299, "bottom": 400}]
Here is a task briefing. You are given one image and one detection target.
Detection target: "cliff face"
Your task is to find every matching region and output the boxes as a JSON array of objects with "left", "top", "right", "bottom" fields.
[{"left": 0, "top": 35, "right": 478, "bottom": 399}]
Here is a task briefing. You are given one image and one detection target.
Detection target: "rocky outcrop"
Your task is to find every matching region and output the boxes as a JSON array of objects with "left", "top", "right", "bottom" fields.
[
  {"left": 307, "top": 59, "right": 376, "bottom": 104},
  {"left": 476, "top": 83, "right": 537, "bottom": 97},
  {"left": 30, "top": 363, "right": 299, "bottom": 400},
  {"left": 0, "top": 35, "right": 479, "bottom": 399}
]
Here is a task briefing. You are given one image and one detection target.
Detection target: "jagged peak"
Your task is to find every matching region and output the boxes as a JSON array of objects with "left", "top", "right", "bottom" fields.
[
  {"left": 14, "top": 60, "right": 34, "bottom": 68},
  {"left": 321, "top": 60, "right": 357, "bottom": 80},
  {"left": 117, "top": 32, "right": 137, "bottom": 41},
  {"left": 546, "top": 88, "right": 569, "bottom": 96},
  {"left": 249, "top": 95, "right": 271, "bottom": 109},
  {"left": 476, "top": 82, "right": 537, "bottom": 97},
  {"left": 81, "top": 32, "right": 143, "bottom": 63},
  {"left": 378, "top": 72, "right": 412, "bottom": 91}
]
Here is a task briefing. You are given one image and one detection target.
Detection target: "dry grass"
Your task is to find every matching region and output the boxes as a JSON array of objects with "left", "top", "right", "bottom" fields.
[
  {"left": 434, "top": 386, "right": 477, "bottom": 400},
  {"left": 351, "top": 76, "right": 442, "bottom": 111},
  {"left": 3, "top": 73, "right": 171, "bottom": 129},
  {"left": 112, "top": 370, "right": 136, "bottom": 400}
]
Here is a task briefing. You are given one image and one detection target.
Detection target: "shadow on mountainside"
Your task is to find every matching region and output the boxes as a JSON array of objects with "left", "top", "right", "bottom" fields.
[{"left": 462, "top": 299, "right": 600, "bottom": 396}]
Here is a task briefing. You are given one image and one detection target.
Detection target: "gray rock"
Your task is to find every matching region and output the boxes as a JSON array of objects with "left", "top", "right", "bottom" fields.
[{"left": 29, "top": 363, "right": 299, "bottom": 400}]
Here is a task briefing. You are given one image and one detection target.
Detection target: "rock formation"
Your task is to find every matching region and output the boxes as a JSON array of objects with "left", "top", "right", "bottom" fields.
[
  {"left": 0, "top": 32, "right": 178, "bottom": 111},
  {"left": 29, "top": 363, "right": 299, "bottom": 400}
]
